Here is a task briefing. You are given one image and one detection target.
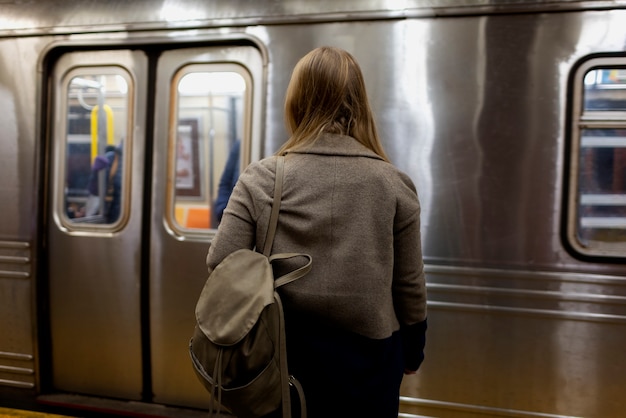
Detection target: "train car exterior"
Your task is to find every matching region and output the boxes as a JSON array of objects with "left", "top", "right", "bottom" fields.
[{"left": 1, "top": 1, "right": 626, "bottom": 417}]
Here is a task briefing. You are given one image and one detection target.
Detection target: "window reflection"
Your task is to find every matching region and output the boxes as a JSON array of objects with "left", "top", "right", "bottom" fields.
[
  {"left": 64, "top": 73, "right": 129, "bottom": 225},
  {"left": 173, "top": 69, "right": 246, "bottom": 230}
]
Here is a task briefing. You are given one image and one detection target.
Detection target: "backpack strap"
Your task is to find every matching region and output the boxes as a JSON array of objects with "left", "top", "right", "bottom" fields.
[
  {"left": 271, "top": 253, "right": 312, "bottom": 288},
  {"left": 275, "top": 291, "right": 307, "bottom": 418},
  {"left": 263, "top": 156, "right": 284, "bottom": 257},
  {"left": 262, "top": 155, "right": 309, "bottom": 418}
]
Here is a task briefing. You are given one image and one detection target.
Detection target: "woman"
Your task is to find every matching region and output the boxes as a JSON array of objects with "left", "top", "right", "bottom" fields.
[{"left": 206, "top": 46, "right": 427, "bottom": 417}]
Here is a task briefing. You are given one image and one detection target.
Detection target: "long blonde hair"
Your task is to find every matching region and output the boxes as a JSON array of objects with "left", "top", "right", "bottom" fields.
[{"left": 278, "top": 46, "right": 390, "bottom": 162}]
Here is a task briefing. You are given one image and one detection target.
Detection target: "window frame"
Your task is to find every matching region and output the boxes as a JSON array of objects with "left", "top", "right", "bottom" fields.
[
  {"left": 55, "top": 64, "right": 134, "bottom": 233},
  {"left": 567, "top": 57, "right": 626, "bottom": 257},
  {"left": 167, "top": 62, "right": 254, "bottom": 235}
]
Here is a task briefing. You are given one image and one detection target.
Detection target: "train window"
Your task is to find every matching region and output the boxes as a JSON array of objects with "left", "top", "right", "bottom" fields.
[
  {"left": 61, "top": 68, "right": 131, "bottom": 227},
  {"left": 171, "top": 65, "right": 249, "bottom": 231},
  {"left": 569, "top": 61, "right": 626, "bottom": 256}
]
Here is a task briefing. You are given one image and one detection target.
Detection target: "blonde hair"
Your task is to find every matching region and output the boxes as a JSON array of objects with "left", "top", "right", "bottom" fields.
[{"left": 278, "top": 46, "right": 390, "bottom": 162}]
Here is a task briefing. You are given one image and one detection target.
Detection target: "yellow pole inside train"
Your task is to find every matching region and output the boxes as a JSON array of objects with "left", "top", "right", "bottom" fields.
[{"left": 90, "top": 104, "right": 115, "bottom": 162}]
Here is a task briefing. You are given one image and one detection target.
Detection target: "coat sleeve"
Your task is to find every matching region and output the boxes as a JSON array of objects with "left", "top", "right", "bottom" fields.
[
  {"left": 205, "top": 158, "right": 275, "bottom": 274},
  {"left": 402, "top": 318, "right": 427, "bottom": 371},
  {"left": 390, "top": 171, "right": 428, "bottom": 371},
  {"left": 391, "top": 171, "right": 427, "bottom": 325}
]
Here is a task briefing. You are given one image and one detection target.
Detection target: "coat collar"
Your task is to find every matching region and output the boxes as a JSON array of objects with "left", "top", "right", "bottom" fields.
[{"left": 286, "top": 133, "right": 385, "bottom": 161}]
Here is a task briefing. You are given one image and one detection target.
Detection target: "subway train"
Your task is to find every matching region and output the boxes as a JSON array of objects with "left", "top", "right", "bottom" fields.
[{"left": 1, "top": 1, "right": 626, "bottom": 417}]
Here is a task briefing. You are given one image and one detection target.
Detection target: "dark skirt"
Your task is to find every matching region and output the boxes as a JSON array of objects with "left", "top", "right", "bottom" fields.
[{"left": 269, "top": 315, "right": 405, "bottom": 418}]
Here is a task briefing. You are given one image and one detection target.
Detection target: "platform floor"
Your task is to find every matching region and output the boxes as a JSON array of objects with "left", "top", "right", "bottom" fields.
[
  {"left": 0, "top": 408, "right": 73, "bottom": 418},
  {"left": 0, "top": 396, "right": 232, "bottom": 418}
]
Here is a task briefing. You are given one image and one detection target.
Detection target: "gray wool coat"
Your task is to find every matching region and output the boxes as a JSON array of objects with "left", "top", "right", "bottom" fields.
[{"left": 206, "top": 133, "right": 427, "bottom": 340}]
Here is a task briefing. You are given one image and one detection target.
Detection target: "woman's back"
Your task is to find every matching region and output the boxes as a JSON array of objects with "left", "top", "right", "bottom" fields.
[{"left": 268, "top": 134, "right": 424, "bottom": 339}]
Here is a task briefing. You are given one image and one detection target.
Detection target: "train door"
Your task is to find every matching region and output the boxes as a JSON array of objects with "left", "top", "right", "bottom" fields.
[
  {"left": 47, "top": 45, "right": 264, "bottom": 407},
  {"left": 48, "top": 50, "right": 148, "bottom": 400},
  {"left": 149, "top": 46, "right": 263, "bottom": 407}
]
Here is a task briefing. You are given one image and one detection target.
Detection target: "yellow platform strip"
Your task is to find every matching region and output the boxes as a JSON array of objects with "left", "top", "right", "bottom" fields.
[{"left": 0, "top": 408, "right": 73, "bottom": 418}]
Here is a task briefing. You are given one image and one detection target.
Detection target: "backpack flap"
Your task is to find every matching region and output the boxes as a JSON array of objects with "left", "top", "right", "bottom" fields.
[{"left": 196, "top": 249, "right": 275, "bottom": 345}]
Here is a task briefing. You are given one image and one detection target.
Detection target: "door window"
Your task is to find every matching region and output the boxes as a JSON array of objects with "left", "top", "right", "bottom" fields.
[
  {"left": 61, "top": 69, "right": 131, "bottom": 227},
  {"left": 171, "top": 66, "right": 250, "bottom": 230}
]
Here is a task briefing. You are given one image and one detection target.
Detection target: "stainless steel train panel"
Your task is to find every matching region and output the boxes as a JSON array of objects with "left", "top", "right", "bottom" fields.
[
  {"left": 2, "top": 0, "right": 625, "bottom": 36},
  {"left": 400, "top": 265, "right": 626, "bottom": 418},
  {"left": 0, "top": 241, "right": 34, "bottom": 390},
  {"left": 0, "top": 32, "right": 41, "bottom": 393}
]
